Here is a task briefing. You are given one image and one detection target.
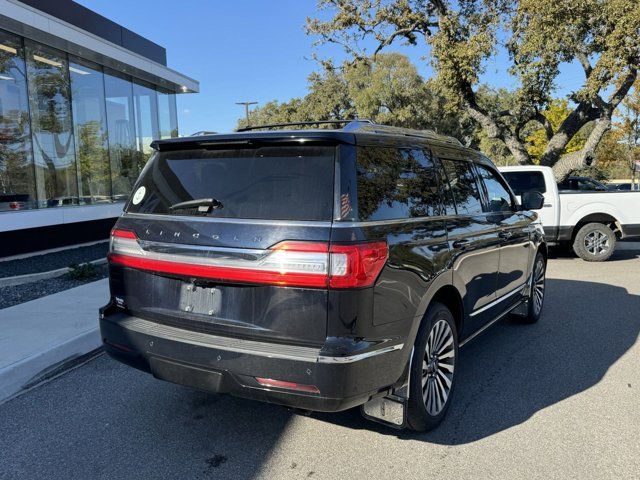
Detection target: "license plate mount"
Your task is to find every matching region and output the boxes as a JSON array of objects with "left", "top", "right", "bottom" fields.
[{"left": 178, "top": 283, "right": 222, "bottom": 317}]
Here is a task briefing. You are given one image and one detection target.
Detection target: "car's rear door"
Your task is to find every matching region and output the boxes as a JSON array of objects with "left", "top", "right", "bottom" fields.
[
  {"left": 437, "top": 154, "right": 501, "bottom": 338},
  {"left": 109, "top": 143, "right": 338, "bottom": 347}
]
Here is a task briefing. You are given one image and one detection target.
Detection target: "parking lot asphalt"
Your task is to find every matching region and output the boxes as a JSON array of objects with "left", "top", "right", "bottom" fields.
[{"left": 1, "top": 249, "right": 639, "bottom": 480}]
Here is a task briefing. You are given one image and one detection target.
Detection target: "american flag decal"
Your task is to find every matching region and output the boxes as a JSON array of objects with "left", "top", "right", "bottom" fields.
[{"left": 340, "top": 193, "right": 352, "bottom": 218}]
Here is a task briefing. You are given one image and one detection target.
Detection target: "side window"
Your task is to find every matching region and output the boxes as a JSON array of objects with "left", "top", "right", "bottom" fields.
[
  {"left": 441, "top": 159, "right": 483, "bottom": 216},
  {"left": 475, "top": 164, "right": 514, "bottom": 213},
  {"left": 356, "top": 146, "right": 443, "bottom": 221}
]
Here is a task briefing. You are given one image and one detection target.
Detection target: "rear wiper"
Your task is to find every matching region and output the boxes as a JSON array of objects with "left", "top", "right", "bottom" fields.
[{"left": 169, "top": 198, "right": 223, "bottom": 213}]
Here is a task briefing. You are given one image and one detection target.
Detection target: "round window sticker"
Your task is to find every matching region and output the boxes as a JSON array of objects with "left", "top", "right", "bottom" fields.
[{"left": 132, "top": 186, "right": 146, "bottom": 205}]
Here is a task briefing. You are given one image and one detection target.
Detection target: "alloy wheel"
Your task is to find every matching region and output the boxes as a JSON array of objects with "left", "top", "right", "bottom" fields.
[
  {"left": 422, "top": 319, "right": 455, "bottom": 416},
  {"left": 584, "top": 230, "right": 610, "bottom": 256},
  {"left": 532, "top": 257, "right": 545, "bottom": 316}
]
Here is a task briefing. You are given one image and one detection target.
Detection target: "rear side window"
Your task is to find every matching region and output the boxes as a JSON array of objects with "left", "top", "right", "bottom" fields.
[
  {"left": 355, "top": 147, "right": 443, "bottom": 221},
  {"left": 441, "top": 159, "right": 483, "bottom": 216},
  {"left": 502, "top": 171, "right": 547, "bottom": 196},
  {"left": 126, "top": 146, "right": 335, "bottom": 221}
]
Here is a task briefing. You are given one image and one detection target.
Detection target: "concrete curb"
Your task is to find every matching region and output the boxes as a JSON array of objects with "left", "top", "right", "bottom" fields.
[
  {"left": 0, "top": 327, "right": 102, "bottom": 404},
  {"left": 0, "top": 258, "right": 107, "bottom": 288}
]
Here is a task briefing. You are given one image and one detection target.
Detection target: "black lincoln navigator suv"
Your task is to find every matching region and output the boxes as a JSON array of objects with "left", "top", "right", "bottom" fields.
[{"left": 100, "top": 120, "right": 547, "bottom": 431}]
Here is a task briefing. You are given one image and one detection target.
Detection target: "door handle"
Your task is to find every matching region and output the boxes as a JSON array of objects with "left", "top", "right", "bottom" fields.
[
  {"left": 452, "top": 239, "right": 470, "bottom": 249},
  {"left": 498, "top": 231, "right": 513, "bottom": 239}
]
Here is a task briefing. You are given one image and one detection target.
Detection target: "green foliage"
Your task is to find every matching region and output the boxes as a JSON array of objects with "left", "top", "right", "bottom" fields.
[
  {"left": 307, "top": 0, "right": 640, "bottom": 173},
  {"left": 237, "top": 53, "right": 475, "bottom": 143},
  {"left": 525, "top": 100, "right": 590, "bottom": 164},
  {"left": 67, "top": 262, "right": 99, "bottom": 280}
]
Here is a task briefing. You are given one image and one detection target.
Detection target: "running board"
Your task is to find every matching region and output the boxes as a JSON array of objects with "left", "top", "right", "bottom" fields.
[{"left": 459, "top": 298, "right": 527, "bottom": 348}]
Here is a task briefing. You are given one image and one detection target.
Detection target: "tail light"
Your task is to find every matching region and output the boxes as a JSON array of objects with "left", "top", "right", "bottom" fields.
[{"left": 108, "top": 228, "right": 387, "bottom": 289}]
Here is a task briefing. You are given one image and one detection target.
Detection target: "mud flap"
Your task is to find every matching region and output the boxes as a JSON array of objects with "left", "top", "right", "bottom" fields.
[
  {"left": 510, "top": 299, "right": 529, "bottom": 317},
  {"left": 361, "top": 350, "right": 412, "bottom": 430}
]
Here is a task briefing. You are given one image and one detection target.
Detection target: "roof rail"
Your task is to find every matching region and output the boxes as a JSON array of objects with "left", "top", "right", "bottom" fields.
[
  {"left": 346, "top": 122, "right": 463, "bottom": 146},
  {"left": 234, "top": 119, "right": 463, "bottom": 146},
  {"left": 236, "top": 119, "right": 373, "bottom": 132}
]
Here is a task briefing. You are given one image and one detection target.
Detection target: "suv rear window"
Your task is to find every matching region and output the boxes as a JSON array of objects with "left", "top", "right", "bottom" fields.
[{"left": 126, "top": 146, "right": 335, "bottom": 221}]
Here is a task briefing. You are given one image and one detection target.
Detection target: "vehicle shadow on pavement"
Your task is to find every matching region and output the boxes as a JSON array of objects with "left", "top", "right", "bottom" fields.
[
  {"left": 314, "top": 278, "right": 640, "bottom": 444},
  {"left": 549, "top": 245, "right": 640, "bottom": 262},
  {"left": 1, "top": 278, "right": 638, "bottom": 478}
]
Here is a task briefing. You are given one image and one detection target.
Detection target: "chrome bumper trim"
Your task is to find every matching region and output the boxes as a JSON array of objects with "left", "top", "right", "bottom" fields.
[
  {"left": 113, "top": 316, "right": 402, "bottom": 364},
  {"left": 317, "top": 343, "right": 404, "bottom": 364}
]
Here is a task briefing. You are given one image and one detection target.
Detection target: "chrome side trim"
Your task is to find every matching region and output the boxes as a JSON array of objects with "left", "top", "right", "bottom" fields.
[
  {"left": 469, "top": 283, "right": 527, "bottom": 317},
  {"left": 115, "top": 316, "right": 402, "bottom": 364},
  {"left": 317, "top": 343, "right": 404, "bottom": 364},
  {"left": 123, "top": 212, "right": 333, "bottom": 228},
  {"left": 332, "top": 216, "right": 445, "bottom": 228},
  {"left": 459, "top": 300, "right": 525, "bottom": 348}
]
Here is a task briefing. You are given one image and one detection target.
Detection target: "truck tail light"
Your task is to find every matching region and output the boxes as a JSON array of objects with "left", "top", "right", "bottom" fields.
[{"left": 108, "top": 229, "right": 387, "bottom": 289}]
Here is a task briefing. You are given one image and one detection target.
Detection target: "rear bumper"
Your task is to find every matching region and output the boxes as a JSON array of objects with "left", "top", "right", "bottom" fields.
[{"left": 99, "top": 309, "right": 405, "bottom": 412}]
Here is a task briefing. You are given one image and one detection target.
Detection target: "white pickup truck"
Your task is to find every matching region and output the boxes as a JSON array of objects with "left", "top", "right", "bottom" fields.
[{"left": 499, "top": 165, "right": 640, "bottom": 261}]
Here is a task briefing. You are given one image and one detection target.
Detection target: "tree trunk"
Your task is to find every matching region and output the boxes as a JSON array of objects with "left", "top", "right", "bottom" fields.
[
  {"left": 503, "top": 133, "right": 531, "bottom": 165},
  {"left": 551, "top": 116, "right": 612, "bottom": 181},
  {"left": 540, "top": 102, "right": 600, "bottom": 167},
  {"left": 464, "top": 100, "right": 531, "bottom": 164}
]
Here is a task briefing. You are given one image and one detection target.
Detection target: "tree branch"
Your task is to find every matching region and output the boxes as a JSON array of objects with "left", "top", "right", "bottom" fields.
[
  {"left": 373, "top": 22, "right": 424, "bottom": 56},
  {"left": 607, "top": 69, "right": 637, "bottom": 109},
  {"left": 540, "top": 101, "right": 601, "bottom": 166},
  {"left": 533, "top": 112, "right": 554, "bottom": 141},
  {"left": 552, "top": 116, "right": 613, "bottom": 181},
  {"left": 576, "top": 51, "right": 593, "bottom": 78}
]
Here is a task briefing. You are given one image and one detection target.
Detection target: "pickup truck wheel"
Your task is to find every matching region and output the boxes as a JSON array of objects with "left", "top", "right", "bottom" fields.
[
  {"left": 407, "top": 302, "right": 458, "bottom": 432},
  {"left": 573, "top": 223, "right": 616, "bottom": 262}
]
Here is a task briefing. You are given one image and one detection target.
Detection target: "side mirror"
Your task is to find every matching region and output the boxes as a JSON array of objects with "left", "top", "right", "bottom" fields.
[{"left": 521, "top": 191, "right": 544, "bottom": 210}]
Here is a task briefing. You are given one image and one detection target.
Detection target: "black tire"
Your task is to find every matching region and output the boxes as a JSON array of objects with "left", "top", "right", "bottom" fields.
[
  {"left": 572, "top": 222, "right": 616, "bottom": 262},
  {"left": 407, "top": 302, "right": 458, "bottom": 432},
  {"left": 516, "top": 252, "right": 546, "bottom": 324}
]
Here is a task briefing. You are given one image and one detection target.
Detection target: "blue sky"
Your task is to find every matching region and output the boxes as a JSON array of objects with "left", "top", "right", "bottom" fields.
[{"left": 77, "top": 0, "right": 583, "bottom": 136}]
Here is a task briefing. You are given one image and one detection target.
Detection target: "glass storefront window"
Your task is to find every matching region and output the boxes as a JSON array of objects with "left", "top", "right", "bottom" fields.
[
  {"left": 157, "top": 88, "right": 178, "bottom": 139},
  {"left": 1, "top": 30, "right": 184, "bottom": 211},
  {"left": 104, "top": 68, "right": 137, "bottom": 200},
  {"left": 25, "top": 40, "right": 77, "bottom": 208},
  {"left": 0, "top": 30, "right": 36, "bottom": 212},
  {"left": 133, "top": 79, "right": 160, "bottom": 167},
  {"left": 69, "top": 56, "right": 111, "bottom": 204}
]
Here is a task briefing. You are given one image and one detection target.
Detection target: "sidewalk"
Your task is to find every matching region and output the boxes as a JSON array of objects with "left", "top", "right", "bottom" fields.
[{"left": 0, "top": 279, "right": 108, "bottom": 403}]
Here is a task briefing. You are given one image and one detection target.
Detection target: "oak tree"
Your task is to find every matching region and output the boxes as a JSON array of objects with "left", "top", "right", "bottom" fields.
[{"left": 307, "top": 0, "right": 640, "bottom": 179}]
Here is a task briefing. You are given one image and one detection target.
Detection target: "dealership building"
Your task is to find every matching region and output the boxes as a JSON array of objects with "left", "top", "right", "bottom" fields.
[{"left": 0, "top": 0, "right": 199, "bottom": 256}]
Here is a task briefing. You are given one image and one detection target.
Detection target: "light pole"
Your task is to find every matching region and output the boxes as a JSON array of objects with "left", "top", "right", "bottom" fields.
[{"left": 236, "top": 101, "right": 257, "bottom": 124}]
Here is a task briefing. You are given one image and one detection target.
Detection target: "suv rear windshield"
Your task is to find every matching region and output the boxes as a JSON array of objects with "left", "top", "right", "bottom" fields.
[{"left": 126, "top": 146, "right": 335, "bottom": 221}]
